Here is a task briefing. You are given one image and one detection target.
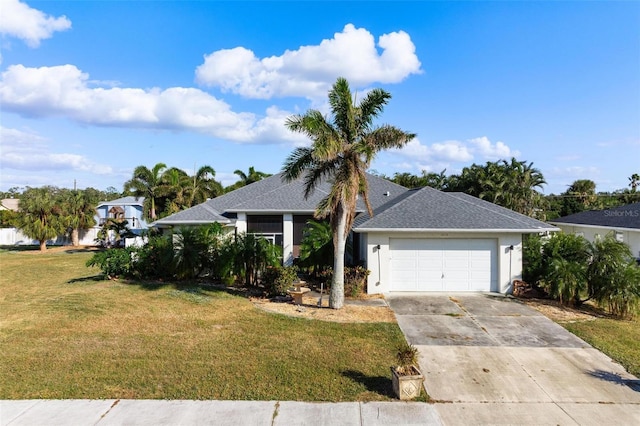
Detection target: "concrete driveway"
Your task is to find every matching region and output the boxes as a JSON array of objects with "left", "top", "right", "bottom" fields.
[{"left": 387, "top": 294, "right": 640, "bottom": 425}]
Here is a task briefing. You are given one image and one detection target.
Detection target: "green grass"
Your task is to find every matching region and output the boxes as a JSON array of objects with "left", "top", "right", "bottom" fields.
[
  {"left": 0, "top": 248, "right": 408, "bottom": 401},
  {"left": 563, "top": 317, "right": 640, "bottom": 377}
]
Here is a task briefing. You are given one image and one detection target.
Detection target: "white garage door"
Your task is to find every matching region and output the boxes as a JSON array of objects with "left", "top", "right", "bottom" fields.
[{"left": 390, "top": 239, "right": 497, "bottom": 292}]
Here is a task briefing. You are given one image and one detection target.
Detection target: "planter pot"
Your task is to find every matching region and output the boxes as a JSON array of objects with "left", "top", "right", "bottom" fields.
[{"left": 390, "top": 366, "right": 424, "bottom": 400}]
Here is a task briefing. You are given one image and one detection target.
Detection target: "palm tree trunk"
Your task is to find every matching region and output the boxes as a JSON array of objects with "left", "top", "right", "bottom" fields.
[
  {"left": 71, "top": 228, "right": 80, "bottom": 246},
  {"left": 39, "top": 240, "right": 47, "bottom": 252},
  {"left": 330, "top": 206, "right": 348, "bottom": 309}
]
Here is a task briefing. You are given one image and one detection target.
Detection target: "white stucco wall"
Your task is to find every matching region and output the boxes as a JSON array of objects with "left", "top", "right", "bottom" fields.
[
  {"left": 553, "top": 224, "right": 640, "bottom": 259},
  {"left": 362, "top": 232, "right": 524, "bottom": 295}
]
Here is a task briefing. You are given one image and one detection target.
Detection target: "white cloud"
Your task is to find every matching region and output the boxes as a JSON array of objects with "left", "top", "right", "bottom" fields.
[
  {"left": 0, "top": 0, "right": 71, "bottom": 48},
  {"left": 0, "top": 64, "right": 305, "bottom": 145},
  {"left": 0, "top": 126, "right": 112, "bottom": 174},
  {"left": 469, "top": 136, "right": 520, "bottom": 160},
  {"left": 389, "top": 136, "right": 520, "bottom": 173},
  {"left": 195, "top": 24, "right": 422, "bottom": 99}
]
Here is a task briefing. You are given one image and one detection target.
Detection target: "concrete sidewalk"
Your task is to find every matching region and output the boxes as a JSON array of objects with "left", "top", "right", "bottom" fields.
[
  {"left": 4, "top": 398, "right": 640, "bottom": 425},
  {"left": 1, "top": 400, "right": 444, "bottom": 426}
]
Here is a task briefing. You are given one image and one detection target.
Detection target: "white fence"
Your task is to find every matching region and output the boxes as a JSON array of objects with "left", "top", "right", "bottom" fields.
[{"left": 0, "top": 227, "right": 101, "bottom": 246}]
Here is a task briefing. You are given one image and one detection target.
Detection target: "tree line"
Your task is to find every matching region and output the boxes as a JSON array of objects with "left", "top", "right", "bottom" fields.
[{"left": 381, "top": 166, "right": 639, "bottom": 219}]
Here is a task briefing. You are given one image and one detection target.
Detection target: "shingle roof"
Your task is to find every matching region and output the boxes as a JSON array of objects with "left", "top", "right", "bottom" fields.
[
  {"left": 354, "top": 186, "right": 557, "bottom": 233},
  {"left": 97, "top": 196, "right": 144, "bottom": 207},
  {"left": 549, "top": 202, "right": 640, "bottom": 230},
  {"left": 152, "top": 172, "right": 408, "bottom": 226}
]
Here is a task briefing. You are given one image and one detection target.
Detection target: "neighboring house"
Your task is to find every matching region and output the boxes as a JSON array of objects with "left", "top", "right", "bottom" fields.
[
  {"left": 96, "top": 196, "right": 148, "bottom": 230},
  {"left": 153, "top": 173, "right": 557, "bottom": 295},
  {"left": 549, "top": 202, "right": 640, "bottom": 260},
  {"left": 0, "top": 198, "right": 20, "bottom": 212}
]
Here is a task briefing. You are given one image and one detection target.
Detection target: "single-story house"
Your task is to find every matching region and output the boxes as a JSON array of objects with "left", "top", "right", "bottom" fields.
[
  {"left": 152, "top": 173, "right": 557, "bottom": 295},
  {"left": 549, "top": 202, "right": 640, "bottom": 260},
  {"left": 96, "top": 196, "right": 148, "bottom": 230}
]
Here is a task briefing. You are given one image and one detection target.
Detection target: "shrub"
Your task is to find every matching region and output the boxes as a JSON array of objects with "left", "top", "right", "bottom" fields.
[
  {"left": 522, "top": 234, "right": 544, "bottom": 285},
  {"left": 133, "top": 235, "right": 175, "bottom": 279},
  {"left": 263, "top": 266, "right": 299, "bottom": 297},
  {"left": 540, "top": 233, "right": 590, "bottom": 305},
  {"left": 320, "top": 266, "right": 370, "bottom": 298},
  {"left": 86, "top": 248, "right": 136, "bottom": 278}
]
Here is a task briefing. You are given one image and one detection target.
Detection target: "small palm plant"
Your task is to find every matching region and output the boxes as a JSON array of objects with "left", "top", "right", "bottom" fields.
[{"left": 395, "top": 342, "right": 419, "bottom": 376}]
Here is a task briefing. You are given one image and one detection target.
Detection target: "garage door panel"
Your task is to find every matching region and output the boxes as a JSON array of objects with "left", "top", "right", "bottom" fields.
[{"left": 390, "top": 238, "right": 496, "bottom": 292}]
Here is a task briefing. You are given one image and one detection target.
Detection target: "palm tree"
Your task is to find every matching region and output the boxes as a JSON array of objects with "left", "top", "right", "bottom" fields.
[
  {"left": 185, "top": 165, "right": 223, "bottom": 206},
  {"left": 17, "top": 186, "right": 65, "bottom": 251},
  {"left": 61, "top": 189, "right": 97, "bottom": 246},
  {"left": 159, "top": 167, "right": 189, "bottom": 215},
  {"left": 124, "top": 163, "right": 167, "bottom": 220},
  {"left": 225, "top": 167, "right": 271, "bottom": 192},
  {"left": 282, "top": 77, "right": 415, "bottom": 309}
]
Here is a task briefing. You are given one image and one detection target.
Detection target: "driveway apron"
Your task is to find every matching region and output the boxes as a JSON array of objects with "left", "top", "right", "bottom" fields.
[{"left": 386, "top": 293, "right": 640, "bottom": 425}]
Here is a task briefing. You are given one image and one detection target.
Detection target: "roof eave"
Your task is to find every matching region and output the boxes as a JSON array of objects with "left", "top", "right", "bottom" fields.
[
  {"left": 548, "top": 222, "right": 640, "bottom": 232},
  {"left": 353, "top": 227, "right": 560, "bottom": 234}
]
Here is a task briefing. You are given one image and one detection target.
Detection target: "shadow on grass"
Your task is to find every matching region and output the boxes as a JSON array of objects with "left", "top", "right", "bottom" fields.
[
  {"left": 587, "top": 369, "right": 640, "bottom": 392},
  {"left": 67, "top": 275, "right": 105, "bottom": 284},
  {"left": 341, "top": 369, "right": 395, "bottom": 398}
]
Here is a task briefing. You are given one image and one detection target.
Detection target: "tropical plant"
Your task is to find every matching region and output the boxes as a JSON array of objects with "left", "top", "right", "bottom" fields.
[
  {"left": 173, "top": 224, "right": 225, "bottom": 280},
  {"left": 539, "top": 232, "right": 590, "bottom": 305},
  {"left": 123, "top": 162, "right": 167, "bottom": 220},
  {"left": 159, "top": 167, "right": 190, "bottom": 215},
  {"left": 132, "top": 234, "right": 175, "bottom": 279},
  {"left": 394, "top": 342, "right": 419, "bottom": 375},
  {"left": 95, "top": 219, "right": 135, "bottom": 248},
  {"left": 587, "top": 234, "right": 640, "bottom": 317},
  {"left": 282, "top": 77, "right": 415, "bottom": 309},
  {"left": 184, "top": 165, "right": 223, "bottom": 206},
  {"left": 298, "top": 220, "right": 334, "bottom": 274},
  {"left": 60, "top": 189, "right": 97, "bottom": 246},
  {"left": 263, "top": 265, "right": 299, "bottom": 297},
  {"left": 86, "top": 247, "right": 136, "bottom": 279},
  {"left": 228, "top": 232, "right": 281, "bottom": 287},
  {"left": 225, "top": 166, "right": 271, "bottom": 192},
  {"left": 16, "top": 186, "right": 65, "bottom": 251}
]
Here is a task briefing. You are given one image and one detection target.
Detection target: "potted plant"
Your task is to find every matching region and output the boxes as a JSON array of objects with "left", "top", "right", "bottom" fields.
[{"left": 390, "top": 342, "right": 424, "bottom": 400}]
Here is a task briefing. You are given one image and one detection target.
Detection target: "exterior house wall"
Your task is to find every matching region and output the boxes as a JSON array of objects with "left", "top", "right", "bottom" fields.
[
  {"left": 362, "top": 231, "right": 523, "bottom": 295},
  {"left": 95, "top": 203, "right": 147, "bottom": 229},
  {"left": 554, "top": 224, "right": 640, "bottom": 260}
]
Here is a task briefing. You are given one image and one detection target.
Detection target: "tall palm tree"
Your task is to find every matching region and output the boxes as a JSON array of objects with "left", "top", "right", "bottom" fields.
[
  {"left": 234, "top": 166, "right": 270, "bottom": 186},
  {"left": 159, "top": 167, "right": 189, "bottom": 215},
  {"left": 124, "top": 163, "right": 167, "bottom": 220},
  {"left": 61, "top": 189, "right": 97, "bottom": 246},
  {"left": 185, "top": 165, "right": 223, "bottom": 206},
  {"left": 17, "top": 186, "right": 65, "bottom": 252},
  {"left": 282, "top": 77, "right": 415, "bottom": 309}
]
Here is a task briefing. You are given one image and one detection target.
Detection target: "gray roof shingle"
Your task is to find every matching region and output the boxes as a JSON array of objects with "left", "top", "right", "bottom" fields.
[
  {"left": 354, "top": 186, "right": 556, "bottom": 232},
  {"left": 549, "top": 202, "right": 640, "bottom": 230},
  {"left": 152, "top": 172, "right": 408, "bottom": 226}
]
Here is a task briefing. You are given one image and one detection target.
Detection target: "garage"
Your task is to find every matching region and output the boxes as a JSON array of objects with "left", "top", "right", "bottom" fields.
[{"left": 389, "top": 238, "right": 497, "bottom": 292}]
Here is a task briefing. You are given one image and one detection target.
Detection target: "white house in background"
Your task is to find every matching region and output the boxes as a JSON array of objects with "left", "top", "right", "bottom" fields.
[
  {"left": 0, "top": 199, "right": 20, "bottom": 212},
  {"left": 152, "top": 173, "right": 557, "bottom": 295},
  {"left": 549, "top": 202, "right": 640, "bottom": 260},
  {"left": 95, "top": 196, "right": 148, "bottom": 230}
]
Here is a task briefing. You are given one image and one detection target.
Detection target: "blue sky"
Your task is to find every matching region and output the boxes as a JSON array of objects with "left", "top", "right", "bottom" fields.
[{"left": 1, "top": 0, "right": 638, "bottom": 195}]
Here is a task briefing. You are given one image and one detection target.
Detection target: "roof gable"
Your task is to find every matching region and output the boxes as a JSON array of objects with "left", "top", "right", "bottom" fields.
[{"left": 549, "top": 202, "right": 640, "bottom": 230}]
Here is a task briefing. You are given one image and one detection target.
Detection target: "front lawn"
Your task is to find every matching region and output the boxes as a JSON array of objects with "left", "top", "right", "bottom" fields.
[
  {"left": 0, "top": 248, "right": 407, "bottom": 401},
  {"left": 563, "top": 318, "right": 640, "bottom": 377}
]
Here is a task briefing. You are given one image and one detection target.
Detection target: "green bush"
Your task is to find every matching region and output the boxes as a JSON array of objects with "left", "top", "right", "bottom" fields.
[
  {"left": 133, "top": 235, "right": 175, "bottom": 279},
  {"left": 263, "top": 265, "right": 298, "bottom": 297},
  {"left": 540, "top": 233, "right": 590, "bottom": 305},
  {"left": 86, "top": 248, "right": 136, "bottom": 278}
]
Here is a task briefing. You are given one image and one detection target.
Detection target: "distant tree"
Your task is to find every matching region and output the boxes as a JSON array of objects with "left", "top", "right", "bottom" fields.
[
  {"left": 124, "top": 163, "right": 167, "bottom": 220},
  {"left": 184, "top": 165, "right": 223, "bottom": 206},
  {"left": 629, "top": 173, "right": 640, "bottom": 192},
  {"left": 282, "top": 77, "right": 415, "bottom": 309},
  {"left": 449, "top": 158, "right": 545, "bottom": 216},
  {"left": 389, "top": 169, "right": 450, "bottom": 190},
  {"left": 60, "top": 189, "right": 97, "bottom": 246},
  {"left": 16, "top": 187, "right": 65, "bottom": 251},
  {"left": 159, "top": 167, "right": 190, "bottom": 215},
  {"left": 225, "top": 167, "right": 271, "bottom": 192},
  {"left": 561, "top": 179, "right": 597, "bottom": 216}
]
